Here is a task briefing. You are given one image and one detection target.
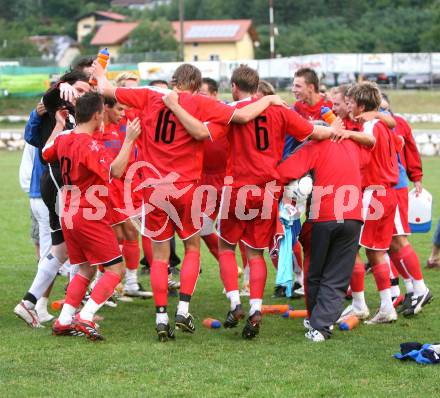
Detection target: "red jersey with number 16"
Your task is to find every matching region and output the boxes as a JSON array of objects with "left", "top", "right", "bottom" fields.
[
  {"left": 115, "top": 87, "right": 235, "bottom": 183},
  {"left": 226, "top": 97, "right": 314, "bottom": 187}
]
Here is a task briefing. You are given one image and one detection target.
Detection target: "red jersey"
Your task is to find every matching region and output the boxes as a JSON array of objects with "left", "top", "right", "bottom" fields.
[
  {"left": 115, "top": 87, "right": 235, "bottom": 183},
  {"left": 226, "top": 97, "right": 314, "bottom": 187},
  {"left": 361, "top": 119, "right": 399, "bottom": 188},
  {"left": 202, "top": 135, "right": 229, "bottom": 175},
  {"left": 42, "top": 130, "right": 113, "bottom": 211},
  {"left": 343, "top": 116, "right": 361, "bottom": 131},
  {"left": 294, "top": 96, "right": 333, "bottom": 121},
  {"left": 277, "top": 139, "right": 364, "bottom": 222},
  {"left": 94, "top": 122, "right": 123, "bottom": 160},
  {"left": 394, "top": 115, "right": 423, "bottom": 182}
]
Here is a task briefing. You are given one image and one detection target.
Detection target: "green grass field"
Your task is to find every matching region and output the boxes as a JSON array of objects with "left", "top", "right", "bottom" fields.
[{"left": 0, "top": 151, "right": 439, "bottom": 397}]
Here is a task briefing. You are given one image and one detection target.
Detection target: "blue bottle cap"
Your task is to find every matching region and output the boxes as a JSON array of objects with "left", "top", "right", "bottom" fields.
[
  {"left": 99, "top": 48, "right": 110, "bottom": 56},
  {"left": 320, "top": 106, "right": 331, "bottom": 115}
]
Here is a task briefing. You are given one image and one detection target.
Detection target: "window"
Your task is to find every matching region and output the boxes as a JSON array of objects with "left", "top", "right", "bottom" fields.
[
  {"left": 193, "top": 55, "right": 199, "bottom": 61},
  {"left": 193, "top": 42, "right": 199, "bottom": 47},
  {"left": 209, "top": 54, "right": 220, "bottom": 61}
]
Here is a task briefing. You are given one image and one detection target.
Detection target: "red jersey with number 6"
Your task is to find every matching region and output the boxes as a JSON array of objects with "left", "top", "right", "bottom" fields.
[
  {"left": 226, "top": 97, "right": 314, "bottom": 187},
  {"left": 115, "top": 87, "right": 235, "bottom": 183}
]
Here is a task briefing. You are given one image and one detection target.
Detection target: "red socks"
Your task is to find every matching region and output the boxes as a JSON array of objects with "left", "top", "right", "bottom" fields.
[
  {"left": 179, "top": 250, "right": 201, "bottom": 297},
  {"left": 351, "top": 262, "right": 365, "bottom": 292},
  {"left": 249, "top": 257, "right": 267, "bottom": 300},
  {"left": 150, "top": 260, "right": 168, "bottom": 307},
  {"left": 202, "top": 233, "right": 220, "bottom": 261},
  {"left": 122, "top": 239, "right": 140, "bottom": 270},
  {"left": 219, "top": 250, "right": 239, "bottom": 292},
  {"left": 372, "top": 263, "right": 391, "bottom": 291},
  {"left": 390, "top": 245, "right": 423, "bottom": 280},
  {"left": 141, "top": 236, "right": 153, "bottom": 266},
  {"left": 90, "top": 270, "right": 121, "bottom": 305},
  {"left": 65, "top": 273, "right": 90, "bottom": 308}
]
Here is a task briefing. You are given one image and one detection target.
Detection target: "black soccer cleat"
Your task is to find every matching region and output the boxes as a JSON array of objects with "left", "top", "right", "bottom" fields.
[
  {"left": 272, "top": 285, "right": 286, "bottom": 298},
  {"left": 397, "top": 292, "right": 413, "bottom": 314},
  {"left": 242, "top": 311, "right": 262, "bottom": 340},
  {"left": 156, "top": 323, "right": 175, "bottom": 342},
  {"left": 175, "top": 312, "right": 195, "bottom": 333},
  {"left": 223, "top": 304, "right": 245, "bottom": 328},
  {"left": 402, "top": 289, "right": 433, "bottom": 317}
]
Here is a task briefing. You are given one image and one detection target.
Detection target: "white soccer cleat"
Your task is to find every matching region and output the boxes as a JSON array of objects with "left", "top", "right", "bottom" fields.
[
  {"left": 303, "top": 318, "right": 311, "bottom": 331},
  {"left": 305, "top": 328, "right": 326, "bottom": 342},
  {"left": 337, "top": 304, "right": 370, "bottom": 323},
  {"left": 36, "top": 309, "right": 55, "bottom": 323},
  {"left": 168, "top": 278, "right": 180, "bottom": 291},
  {"left": 123, "top": 283, "right": 153, "bottom": 298},
  {"left": 14, "top": 302, "right": 44, "bottom": 328},
  {"left": 364, "top": 308, "right": 398, "bottom": 325}
]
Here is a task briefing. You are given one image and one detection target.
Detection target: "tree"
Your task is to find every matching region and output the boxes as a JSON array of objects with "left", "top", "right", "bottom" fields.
[
  {"left": 0, "top": 20, "right": 40, "bottom": 59},
  {"left": 119, "top": 18, "right": 178, "bottom": 54}
]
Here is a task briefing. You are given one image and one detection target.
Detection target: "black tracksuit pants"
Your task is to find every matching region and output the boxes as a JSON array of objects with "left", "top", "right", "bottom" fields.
[{"left": 307, "top": 219, "right": 362, "bottom": 337}]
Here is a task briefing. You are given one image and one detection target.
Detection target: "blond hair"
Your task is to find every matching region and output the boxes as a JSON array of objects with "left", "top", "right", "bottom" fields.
[
  {"left": 257, "top": 80, "right": 275, "bottom": 96},
  {"left": 115, "top": 72, "right": 140, "bottom": 87}
]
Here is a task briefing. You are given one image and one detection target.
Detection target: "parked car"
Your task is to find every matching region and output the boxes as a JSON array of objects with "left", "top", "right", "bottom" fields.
[
  {"left": 399, "top": 73, "right": 440, "bottom": 89},
  {"left": 363, "top": 73, "right": 398, "bottom": 87}
]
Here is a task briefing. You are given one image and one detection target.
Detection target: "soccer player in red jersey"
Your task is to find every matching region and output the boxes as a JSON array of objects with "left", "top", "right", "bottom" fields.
[
  {"left": 198, "top": 78, "right": 226, "bottom": 261},
  {"left": 43, "top": 92, "right": 141, "bottom": 340},
  {"left": 330, "top": 85, "right": 361, "bottom": 131},
  {"left": 93, "top": 61, "right": 285, "bottom": 341},
  {"left": 292, "top": 68, "right": 333, "bottom": 121},
  {"left": 92, "top": 97, "right": 152, "bottom": 299},
  {"left": 197, "top": 65, "right": 367, "bottom": 339},
  {"left": 380, "top": 95, "right": 432, "bottom": 315},
  {"left": 342, "top": 82, "right": 402, "bottom": 325}
]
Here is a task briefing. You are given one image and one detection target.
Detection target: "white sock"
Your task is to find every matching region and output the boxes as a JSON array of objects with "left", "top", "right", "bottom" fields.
[
  {"left": 35, "top": 297, "right": 49, "bottom": 313},
  {"left": 390, "top": 285, "right": 400, "bottom": 298},
  {"left": 69, "top": 263, "right": 79, "bottom": 282},
  {"left": 379, "top": 289, "right": 394, "bottom": 312},
  {"left": 294, "top": 272, "right": 304, "bottom": 286},
  {"left": 403, "top": 278, "right": 414, "bottom": 294},
  {"left": 249, "top": 299, "right": 262, "bottom": 316},
  {"left": 125, "top": 269, "right": 138, "bottom": 287},
  {"left": 79, "top": 298, "right": 101, "bottom": 322},
  {"left": 28, "top": 253, "right": 62, "bottom": 300},
  {"left": 413, "top": 279, "right": 427, "bottom": 297},
  {"left": 226, "top": 290, "right": 241, "bottom": 310},
  {"left": 177, "top": 301, "right": 189, "bottom": 316},
  {"left": 243, "top": 265, "right": 250, "bottom": 284},
  {"left": 156, "top": 312, "right": 169, "bottom": 325},
  {"left": 352, "top": 292, "right": 367, "bottom": 311},
  {"left": 23, "top": 300, "right": 35, "bottom": 309},
  {"left": 58, "top": 303, "right": 77, "bottom": 325}
]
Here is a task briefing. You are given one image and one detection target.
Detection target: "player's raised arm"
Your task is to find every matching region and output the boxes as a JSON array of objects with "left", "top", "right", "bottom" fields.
[
  {"left": 356, "top": 110, "right": 396, "bottom": 129},
  {"left": 110, "top": 117, "right": 141, "bottom": 178},
  {"left": 231, "top": 95, "right": 288, "bottom": 123},
  {"left": 162, "top": 91, "right": 209, "bottom": 140},
  {"left": 92, "top": 60, "right": 117, "bottom": 99}
]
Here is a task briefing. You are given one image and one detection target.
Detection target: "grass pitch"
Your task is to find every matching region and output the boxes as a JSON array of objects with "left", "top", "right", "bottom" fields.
[{"left": 0, "top": 151, "right": 439, "bottom": 397}]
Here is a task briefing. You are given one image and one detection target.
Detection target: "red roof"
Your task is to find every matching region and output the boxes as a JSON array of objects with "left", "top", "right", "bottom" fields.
[
  {"left": 171, "top": 19, "right": 255, "bottom": 43},
  {"left": 95, "top": 11, "right": 126, "bottom": 21},
  {"left": 91, "top": 22, "right": 139, "bottom": 46}
]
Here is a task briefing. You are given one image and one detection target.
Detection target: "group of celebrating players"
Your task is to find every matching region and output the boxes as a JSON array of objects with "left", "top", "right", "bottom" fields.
[{"left": 14, "top": 55, "right": 433, "bottom": 343}]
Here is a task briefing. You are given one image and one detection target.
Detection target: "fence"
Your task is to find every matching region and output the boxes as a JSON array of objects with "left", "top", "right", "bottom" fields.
[{"left": 1, "top": 52, "right": 440, "bottom": 97}]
